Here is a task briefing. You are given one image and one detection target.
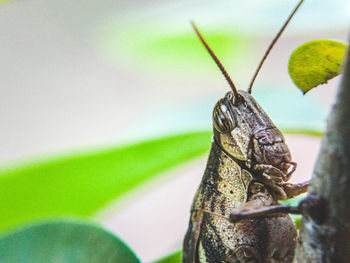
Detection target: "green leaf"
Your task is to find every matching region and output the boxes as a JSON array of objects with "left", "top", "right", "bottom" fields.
[
  {"left": 288, "top": 39, "right": 347, "bottom": 94},
  {"left": 0, "top": 219, "right": 140, "bottom": 263},
  {"left": 0, "top": 132, "right": 211, "bottom": 233},
  {"left": 153, "top": 251, "right": 182, "bottom": 263}
]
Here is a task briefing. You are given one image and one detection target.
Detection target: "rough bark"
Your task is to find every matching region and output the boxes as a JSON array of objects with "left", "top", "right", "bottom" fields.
[{"left": 296, "top": 43, "right": 350, "bottom": 261}]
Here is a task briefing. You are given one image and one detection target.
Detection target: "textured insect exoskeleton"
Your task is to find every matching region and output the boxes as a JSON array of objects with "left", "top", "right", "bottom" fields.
[{"left": 182, "top": 1, "right": 309, "bottom": 262}]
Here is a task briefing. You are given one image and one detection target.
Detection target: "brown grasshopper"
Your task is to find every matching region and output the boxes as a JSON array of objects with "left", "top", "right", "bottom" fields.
[{"left": 182, "top": 1, "right": 309, "bottom": 262}]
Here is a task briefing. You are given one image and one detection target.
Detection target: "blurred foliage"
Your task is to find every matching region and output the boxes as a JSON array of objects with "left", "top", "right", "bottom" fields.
[
  {"left": 153, "top": 251, "right": 182, "bottom": 263},
  {"left": 99, "top": 26, "right": 249, "bottom": 73},
  {"left": 0, "top": 0, "right": 14, "bottom": 4},
  {"left": 288, "top": 40, "right": 347, "bottom": 94},
  {"left": 281, "top": 194, "right": 306, "bottom": 207},
  {"left": 0, "top": 132, "right": 211, "bottom": 233},
  {"left": 0, "top": 219, "right": 140, "bottom": 263},
  {"left": 278, "top": 129, "right": 322, "bottom": 137}
]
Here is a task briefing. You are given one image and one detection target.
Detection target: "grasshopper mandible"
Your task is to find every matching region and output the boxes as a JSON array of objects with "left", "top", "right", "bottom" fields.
[{"left": 183, "top": 1, "right": 309, "bottom": 262}]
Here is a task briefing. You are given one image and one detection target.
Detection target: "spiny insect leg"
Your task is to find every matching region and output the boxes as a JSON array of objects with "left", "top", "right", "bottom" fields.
[
  {"left": 230, "top": 204, "right": 300, "bottom": 223},
  {"left": 229, "top": 194, "right": 273, "bottom": 223},
  {"left": 253, "top": 164, "right": 285, "bottom": 178},
  {"left": 256, "top": 176, "right": 288, "bottom": 200},
  {"left": 283, "top": 181, "right": 309, "bottom": 198},
  {"left": 229, "top": 192, "right": 323, "bottom": 224}
]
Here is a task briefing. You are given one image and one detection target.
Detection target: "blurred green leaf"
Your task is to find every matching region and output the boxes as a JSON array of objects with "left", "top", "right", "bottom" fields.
[
  {"left": 288, "top": 39, "right": 347, "bottom": 94},
  {"left": 153, "top": 251, "right": 182, "bottom": 263},
  {"left": 0, "top": 219, "right": 140, "bottom": 263},
  {"left": 281, "top": 194, "right": 306, "bottom": 207},
  {"left": 281, "top": 129, "right": 323, "bottom": 137},
  {"left": 293, "top": 217, "right": 302, "bottom": 230},
  {"left": 98, "top": 25, "right": 250, "bottom": 74},
  {"left": 0, "top": 132, "right": 211, "bottom": 233},
  {"left": 0, "top": 0, "right": 14, "bottom": 4},
  {"left": 136, "top": 32, "right": 246, "bottom": 69}
]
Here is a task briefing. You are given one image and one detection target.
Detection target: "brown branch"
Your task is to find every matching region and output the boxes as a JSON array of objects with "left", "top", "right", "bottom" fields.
[{"left": 296, "top": 41, "right": 350, "bottom": 262}]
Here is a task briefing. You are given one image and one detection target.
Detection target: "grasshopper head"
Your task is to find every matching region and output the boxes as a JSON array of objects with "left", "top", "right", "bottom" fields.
[{"left": 213, "top": 90, "right": 294, "bottom": 177}]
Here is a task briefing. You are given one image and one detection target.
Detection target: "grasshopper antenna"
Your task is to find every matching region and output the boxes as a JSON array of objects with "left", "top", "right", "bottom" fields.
[
  {"left": 247, "top": 0, "right": 304, "bottom": 94},
  {"left": 191, "top": 21, "right": 239, "bottom": 99}
]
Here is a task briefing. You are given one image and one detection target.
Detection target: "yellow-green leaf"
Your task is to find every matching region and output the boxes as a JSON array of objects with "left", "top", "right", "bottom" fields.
[{"left": 288, "top": 40, "right": 347, "bottom": 94}]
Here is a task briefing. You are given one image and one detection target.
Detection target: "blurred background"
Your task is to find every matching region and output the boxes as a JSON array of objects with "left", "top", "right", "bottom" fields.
[{"left": 0, "top": 0, "right": 349, "bottom": 262}]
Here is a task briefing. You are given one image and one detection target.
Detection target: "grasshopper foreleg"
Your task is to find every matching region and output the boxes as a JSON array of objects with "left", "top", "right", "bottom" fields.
[
  {"left": 283, "top": 181, "right": 309, "bottom": 198},
  {"left": 229, "top": 182, "right": 275, "bottom": 222},
  {"left": 229, "top": 192, "right": 325, "bottom": 224},
  {"left": 229, "top": 193, "right": 274, "bottom": 222},
  {"left": 230, "top": 181, "right": 310, "bottom": 223},
  {"left": 230, "top": 203, "right": 301, "bottom": 223}
]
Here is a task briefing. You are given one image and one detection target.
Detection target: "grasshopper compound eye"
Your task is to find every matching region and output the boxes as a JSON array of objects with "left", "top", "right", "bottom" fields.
[{"left": 213, "top": 99, "right": 236, "bottom": 133}]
